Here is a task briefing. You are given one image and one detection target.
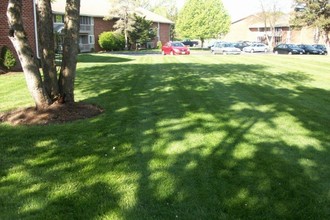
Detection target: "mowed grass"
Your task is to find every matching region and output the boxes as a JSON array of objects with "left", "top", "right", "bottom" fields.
[{"left": 1, "top": 53, "right": 329, "bottom": 219}]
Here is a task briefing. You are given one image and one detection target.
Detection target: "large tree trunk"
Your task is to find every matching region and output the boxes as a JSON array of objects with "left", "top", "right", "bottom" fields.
[
  {"left": 7, "top": 0, "right": 51, "bottom": 109},
  {"left": 37, "top": 0, "right": 60, "bottom": 101},
  {"left": 59, "top": 0, "right": 80, "bottom": 103}
]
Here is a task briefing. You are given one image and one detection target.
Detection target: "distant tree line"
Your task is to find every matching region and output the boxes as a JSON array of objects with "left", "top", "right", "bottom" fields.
[{"left": 291, "top": 0, "right": 330, "bottom": 46}]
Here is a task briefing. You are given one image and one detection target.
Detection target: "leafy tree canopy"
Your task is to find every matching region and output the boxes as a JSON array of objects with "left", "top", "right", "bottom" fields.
[
  {"left": 150, "top": 0, "right": 178, "bottom": 21},
  {"left": 292, "top": 0, "right": 330, "bottom": 31},
  {"left": 137, "top": 0, "right": 178, "bottom": 21},
  {"left": 175, "top": 0, "right": 230, "bottom": 41},
  {"left": 106, "top": 0, "right": 138, "bottom": 49}
]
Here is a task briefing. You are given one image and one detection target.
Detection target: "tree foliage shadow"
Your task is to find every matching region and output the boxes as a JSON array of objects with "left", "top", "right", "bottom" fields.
[{"left": 1, "top": 60, "right": 329, "bottom": 219}]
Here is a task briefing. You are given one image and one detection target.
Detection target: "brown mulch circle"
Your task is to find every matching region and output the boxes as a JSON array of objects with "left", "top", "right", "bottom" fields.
[{"left": 0, "top": 102, "right": 104, "bottom": 126}]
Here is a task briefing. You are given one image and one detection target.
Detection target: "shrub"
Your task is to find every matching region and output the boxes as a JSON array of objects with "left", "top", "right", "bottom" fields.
[
  {"left": 156, "top": 41, "right": 162, "bottom": 49},
  {"left": 98, "top": 31, "right": 125, "bottom": 51},
  {"left": 0, "top": 46, "right": 16, "bottom": 71}
]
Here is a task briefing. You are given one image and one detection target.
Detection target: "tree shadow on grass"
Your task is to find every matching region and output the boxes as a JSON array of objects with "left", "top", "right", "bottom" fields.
[
  {"left": 1, "top": 59, "right": 329, "bottom": 219},
  {"left": 78, "top": 53, "right": 133, "bottom": 63},
  {"left": 20, "top": 182, "right": 121, "bottom": 219}
]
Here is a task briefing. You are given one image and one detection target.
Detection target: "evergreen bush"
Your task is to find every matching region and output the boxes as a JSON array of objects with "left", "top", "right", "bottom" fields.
[{"left": 0, "top": 46, "right": 16, "bottom": 71}]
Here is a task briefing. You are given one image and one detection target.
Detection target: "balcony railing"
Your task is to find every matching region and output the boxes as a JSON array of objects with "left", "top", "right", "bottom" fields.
[
  {"left": 256, "top": 31, "right": 283, "bottom": 37},
  {"left": 80, "top": 24, "right": 93, "bottom": 33},
  {"left": 79, "top": 43, "right": 94, "bottom": 52}
]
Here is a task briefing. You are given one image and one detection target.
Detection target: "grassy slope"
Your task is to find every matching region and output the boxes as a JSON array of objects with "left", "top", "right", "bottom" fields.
[{"left": 1, "top": 53, "right": 329, "bottom": 219}]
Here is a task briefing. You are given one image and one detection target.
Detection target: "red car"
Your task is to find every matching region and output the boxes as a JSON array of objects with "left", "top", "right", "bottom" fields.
[{"left": 161, "top": 41, "right": 190, "bottom": 55}]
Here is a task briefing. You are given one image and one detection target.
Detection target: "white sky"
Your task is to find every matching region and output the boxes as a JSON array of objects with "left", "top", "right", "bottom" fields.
[{"left": 177, "top": 0, "right": 294, "bottom": 21}]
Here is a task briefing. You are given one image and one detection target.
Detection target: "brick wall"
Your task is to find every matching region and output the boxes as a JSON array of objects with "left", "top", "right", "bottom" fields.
[
  {"left": 0, "top": 1, "right": 9, "bottom": 49},
  {"left": 150, "top": 22, "right": 171, "bottom": 48},
  {"left": 223, "top": 16, "right": 258, "bottom": 42},
  {"left": 156, "top": 23, "right": 171, "bottom": 46},
  {"left": 93, "top": 17, "right": 116, "bottom": 52},
  {"left": 290, "top": 27, "right": 316, "bottom": 44},
  {"left": 0, "top": 0, "right": 37, "bottom": 70}
]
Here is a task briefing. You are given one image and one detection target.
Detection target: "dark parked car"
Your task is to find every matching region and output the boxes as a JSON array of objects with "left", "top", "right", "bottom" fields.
[
  {"left": 297, "top": 44, "right": 324, "bottom": 55},
  {"left": 273, "top": 44, "right": 304, "bottom": 55},
  {"left": 233, "top": 42, "right": 249, "bottom": 51},
  {"left": 181, "top": 40, "right": 198, "bottom": 47},
  {"left": 312, "top": 44, "right": 328, "bottom": 55}
]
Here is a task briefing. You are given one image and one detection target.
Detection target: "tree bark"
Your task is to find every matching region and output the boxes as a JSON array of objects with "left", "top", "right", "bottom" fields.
[
  {"left": 59, "top": 0, "right": 80, "bottom": 103},
  {"left": 37, "top": 0, "right": 60, "bottom": 101},
  {"left": 7, "top": 0, "right": 51, "bottom": 109}
]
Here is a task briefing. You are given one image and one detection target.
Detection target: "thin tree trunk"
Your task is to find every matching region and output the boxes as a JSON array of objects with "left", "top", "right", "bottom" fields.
[
  {"left": 7, "top": 0, "right": 51, "bottom": 109},
  {"left": 269, "top": 26, "right": 275, "bottom": 47},
  {"left": 124, "top": 13, "right": 129, "bottom": 50},
  {"left": 37, "top": 0, "right": 59, "bottom": 101},
  {"left": 59, "top": 0, "right": 80, "bottom": 103},
  {"left": 314, "top": 27, "right": 320, "bottom": 44},
  {"left": 323, "top": 30, "right": 329, "bottom": 48}
]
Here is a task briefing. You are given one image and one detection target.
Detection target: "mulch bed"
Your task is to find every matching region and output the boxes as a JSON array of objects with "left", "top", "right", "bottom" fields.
[{"left": 0, "top": 102, "right": 104, "bottom": 126}]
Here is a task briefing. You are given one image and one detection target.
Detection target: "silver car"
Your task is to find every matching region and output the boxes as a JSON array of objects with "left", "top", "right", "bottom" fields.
[
  {"left": 243, "top": 43, "right": 268, "bottom": 53},
  {"left": 211, "top": 42, "right": 241, "bottom": 55}
]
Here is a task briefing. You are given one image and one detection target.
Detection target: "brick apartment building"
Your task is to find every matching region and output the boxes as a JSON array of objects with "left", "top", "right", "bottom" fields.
[
  {"left": 51, "top": 0, "right": 173, "bottom": 52},
  {"left": 0, "top": 0, "right": 37, "bottom": 69},
  {"left": 223, "top": 14, "right": 328, "bottom": 47},
  {"left": 0, "top": 0, "right": 173, "bottom": 68}
]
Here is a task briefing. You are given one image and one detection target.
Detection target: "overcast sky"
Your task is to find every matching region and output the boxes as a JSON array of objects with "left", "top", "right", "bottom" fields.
[{"left": 177, "top": 0, "right": 294, "bottom": 21}]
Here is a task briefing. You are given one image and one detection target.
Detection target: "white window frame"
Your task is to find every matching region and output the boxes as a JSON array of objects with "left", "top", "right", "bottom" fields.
[{"left": 89, "top": 35, "right": 95, "bottom": 44}]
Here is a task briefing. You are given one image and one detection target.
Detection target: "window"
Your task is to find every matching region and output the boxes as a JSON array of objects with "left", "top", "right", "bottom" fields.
[
  {"left": 54, "top": 14, "right": 64, "bottom": 23},
  {"left": 80, "top": 16, "right": 92, "bottom": 25},
  {"left": 274, "top": 36, "right": 282, "bottom": 45},
  {"left": 79, "top": 35, "right": 89, "bottom": 44},
  {"left": 275, "top": 28, "right": 282, "bottom": 32},
  {"left": 89, "top": 35, "right": 95, "bottom": 44}
]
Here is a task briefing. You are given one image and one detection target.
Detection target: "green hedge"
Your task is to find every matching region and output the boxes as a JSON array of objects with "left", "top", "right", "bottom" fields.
[{"left": 98, "top": 32, "right": 125, "bottom": 51}]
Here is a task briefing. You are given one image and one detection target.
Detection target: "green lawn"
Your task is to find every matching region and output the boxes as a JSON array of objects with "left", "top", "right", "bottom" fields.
[{"left": 1, "top": 53, "right": 329, "bottom": 219}]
